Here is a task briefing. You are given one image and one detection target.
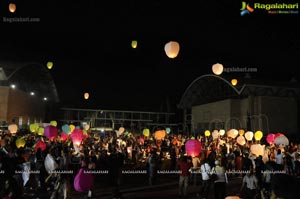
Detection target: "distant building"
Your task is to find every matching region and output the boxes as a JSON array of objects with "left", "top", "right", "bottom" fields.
[
  {"left": 0, "top": 61, "right": 59, "bottom": 128},
  {"left": 178, "top": 74, "right": 300, "bottom": 137}
]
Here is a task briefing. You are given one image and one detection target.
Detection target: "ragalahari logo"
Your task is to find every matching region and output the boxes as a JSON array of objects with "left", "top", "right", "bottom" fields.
[{"left": 240, "top": 2, "right": 254, "bottom": 16}]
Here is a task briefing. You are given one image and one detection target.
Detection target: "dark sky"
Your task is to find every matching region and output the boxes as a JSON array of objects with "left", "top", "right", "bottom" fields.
[{"left": 0, "top": 0, "right": 299, "bottom": 112}]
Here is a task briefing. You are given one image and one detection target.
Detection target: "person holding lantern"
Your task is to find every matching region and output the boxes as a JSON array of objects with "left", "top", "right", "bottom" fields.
[{"left": 178, "top": 155, "right": 193, "bottom": 198}]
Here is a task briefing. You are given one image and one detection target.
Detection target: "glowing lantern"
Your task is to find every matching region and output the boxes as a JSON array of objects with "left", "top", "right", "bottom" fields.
[
  {"left": 35, "top": 141, "right": 47, "bottom": 151},
  {"left": 16, "top": 138, "right": 26, "bottom": 148},
  {"left": 236, "top": 135, "right": 246, "bottom": 146},
  {"left": 71, "top": 129, "right": 83, "bottom": 146},
  {"left": 274, "top": 135, "right": 289, "bottom": 147},
  {"left": 50, "top": 120, "right": 57, "bottom": 127},
  {"left": 62, "top": 124, "right": 71, "bottom": 134},
  {"left": 119, "top": 127, "right": 125, "bottom": 134},
  {"left": 266, "top": 133, "right": 275, "bottom": 144},
  {"left": 204, "top": 130, "right": 211, "bottom": 137},
  {"left": 61, "top": 132, "right": 68, "bottom": 141},
  {"left": 143, "top": 128, "right": 150, "bottom": 137},
  {"left": 227, "top": 129, "right": 238, "bottom": 138},
  {"left": 8, "top": 124, "right": 18, "bottom": 135},
  {"left": 44, "top": 125, "right": 58, "bottom": 141},
  {"left": 238, "top": 129, "right": 245, "bottom": 136},
  {"left": 274, "top": 133, "right": 284, "bottom": 139},
  {"left": 37, "top": 127, "right": 44, "bottom": 136},
  {"left": 74, "top": 168, "right": 94, "bottom": 192},
  {"left": 9, "top": 3, "right": 16, "bottom": 13},
  {"left": 166, "top": 127, "right": 171, "bottom": 134},
  {"left": 212, "top": 130, "right": 219, "bottom": 140},
  {"left": 154, "top": 130, "right": 166, "bottom": 140},
  {"left": 84, "top": 92, "right": 89, "bottom": 100},
  {"left": 250, "top": 144, "right": 265, "bottom": 156},
  {"left": 46, "top": 62, "right": 53, "bottom": 69},
  {"left": 254, "top": 130, "right": 263, "bottom": 141},
  {"left": 131, "top": 40, "right": 138, "bottom": 48},
  {"left": 185, "top": 139, "right": 202, "bottom": 157},
  {"left": 164, "top": 41, "right": 180, "bottom": 58},
  {"left": 219, "top": 129, "right": 225, "bottom": 136},
  {"left": 30, "top": 123, "right": 39, "bottom": 133},
  {"left": 212, "top": 63, "right": 223, "bottom": 75},
  {"left": 84, "top": 124, "right": 90, "bottom": 131},
  {"left": 245, "top": 131, "right": 254, "bottom": 141},
  {"left": 69, "top": 124, "right": 75, "bottom": 133},
  {"left": 231, "top": 79, "right": 238, "bottom": 86}
]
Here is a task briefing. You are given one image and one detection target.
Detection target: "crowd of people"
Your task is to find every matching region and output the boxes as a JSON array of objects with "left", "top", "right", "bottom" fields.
[{"left": 1, "top": 125, "right": 300, "bottom": 199}]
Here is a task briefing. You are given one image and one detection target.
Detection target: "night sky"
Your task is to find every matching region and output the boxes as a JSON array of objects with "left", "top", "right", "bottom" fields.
[{"left": 0, "top": 0, "right": 299, "bottom": 112}]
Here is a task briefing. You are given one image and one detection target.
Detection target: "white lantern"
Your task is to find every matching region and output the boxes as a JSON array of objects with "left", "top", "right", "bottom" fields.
[
  {"left": 274, "top": 135, "right": 289, "bottom": 147},
  {"left": 164, "top": 41, "right": 180, "bottom": 58},
  {"left": 236, "top": 135, "right": 246, "bottom": 146},
  {"left": 219, "top": 129, "right": 225, "bottom": 136},
  {"left": 212, "top": 130, "right": 219, "bottom": 140},
  {"left": 212, "top": 63, "right": 224, "bottom": 75},
  {"left": 84, "top": 92, "right": 89, "bottom": 100},
  {"left": 227, "top": 129, "right": 238, "bottom": 138},
  {"left": 250, "top": 144, "right": 265, "bottom": 157},
  {"left": 8, "top": 124, "right": 18, "bottom": 135},
  {"left": 245, "top": 131, "right": 254, "bottom": 141}
]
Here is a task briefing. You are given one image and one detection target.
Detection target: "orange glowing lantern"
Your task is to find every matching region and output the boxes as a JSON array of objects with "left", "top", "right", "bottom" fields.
[
  {"left": 154, "top": 130, "right": 166, "bottom": 140},
  {"left": 9, "top": 3, "right": 16, "bottom": 13},
  {"left": 231, "top": 79, "right": 238, "bottom": 86},
  {"left": 84, "top": 92, "right": 89, "bottom": 100},
  {"left": 164, "top": 41, "right": 180, "bottom": 58},
  {"left": 8, "top": 124, "right": 18, "bottom": 135},
  {"left": 212, "top": 63, "right": 223, "bottom": 75}
]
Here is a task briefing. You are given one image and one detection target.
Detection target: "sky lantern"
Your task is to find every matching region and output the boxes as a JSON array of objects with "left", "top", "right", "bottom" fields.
[
  {"left": 154, "top": 129, "right": 166, "bottom": 140},
  {"left": 119, "top": 127, "right": 125, "bottom": 134},
  {"left": 219, "top": 129, "right": 225, "bottom": 136},
  {"left": 212, "top": 63, "right": 223, "bottom": 75},
  {"left": 46, "top": 62, "right": 53, "bottom": 69},
  {"left": 236, "top": 135, "right": 246, "bottom": 146},
  {"left": 164, "top": 41, "right": 180, "bottom": 58},
  {"left": 84, "top": 124, "right": 90, "bottom": 131},
  {"left": 231, "top": 79, "right": 238, "bottom": 86},
  {"left": 227, "top": 129, "right": 238, "bottom": 138},
  {"left": 250, "top": 144, "right": 265, "bottom": 156},
  {"left": 9, "top": 3, "right": 16, "bottom": 13},
  {"left": 37, "top": 127, "right": 44, "bottom": 136},
  {"left": 254, "top": 130, "right": 263, "bottom": 141},
  {"left": 166, "top": 127, "right": 171, "bottom": 134},
  {"left": 245, "top": 131, "right": 254, "bottom": 141},
  {"left": 274, "top": 133, "right": 284, "bottom": 139},
  {"left": 44, "top": 125, "right": 58, "bottom": 141},
  {"left": 204, "top": 130, "right": 211, "bottom": 137},
  {"left": 131, "top": 40, "right": 138, "bottom": 48},
  {"left": 71, "top": 129, "right": 83, "bottom": 146},
  {"left": 35, "top": 141, "right": 47, "bottom": 151},
  {"left": 266, "top": 133, "right": 275, "bottom": 144},
  {"left": 60, "top": 132, "right": 68, "bottom": 141},
  {"left": 69, "top": 124, "right": 75, "bottom": 133},
  {"left": 238, "top": 129, "right": 245, "bottom": 136},
  {"left": 8, "top": 124, "right": 18, "bottom": 135},
  {"left": 62, "top": 124, "right": 71, "bottom": 134},
  {"left": 84, "top": 92, "right": 89, "bottom": 100},
  {"left": 185, "top": 139, "right": 202, "bottom": 157},
  {"left": 30, "top": 123, "right": 39, "bottom": 133},
  {"left": 50, "top": 120, "right": 57, "bottom": 127},
  {"left": 274, "top": 135, "right": 289, "bottom": 147},
  {"left": 212, "top": 130, "right": 219, "bottom": 140},
  {"left": 74, "top": 168, "right": 94, "bottom": 192},
  {"left": 16, "top": 138, "right": 26, "bottom": 148},
  {"left": 143, "top": 128, "right": 150, "bottom": 137}
]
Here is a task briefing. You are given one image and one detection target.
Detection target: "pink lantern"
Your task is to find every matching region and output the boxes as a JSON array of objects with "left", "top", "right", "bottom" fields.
[
  {"left": 71, "top": 129, "right": 83, "bottom": 146},
  {"left": 35, "top": 141, "right": 47, "bottom": 151},
  {"left": 185, "top": 139, "right": 202, "bottom": 157},
  {"left": 266, "top": 133, "right": 275, "bottom": 144},
  {"left": 60, "top": 132, "right": 68, "bottom": 141},
  {"left": 74, "top": 168, "right": 94, "bottom": 192},
  {"left": 236, "top": 135, "right": 246, "bottom": 146},
  {"left": 44, "top": 125, "right": 58, "bottom": 141}
]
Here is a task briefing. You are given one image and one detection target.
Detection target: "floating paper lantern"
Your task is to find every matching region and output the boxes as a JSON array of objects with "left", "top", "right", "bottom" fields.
[
  {"left": 44, "top": 153, "right": 58, "bottom": 173},
  {"left": 274, "top": 135, "right": 289, "bottom": 147},
  {"left": 84, "top": 92, "right": 89, "bottom": 100},
  {"left": 9, "top": 3, "right": 16, "bottom": 13},
  {"left": 50, "top": 120, "right": 57, "bottom": 127},
  {"left": 154, "top": 130, "right": 166, "bottom": 140},
  {"left": 212, "top": 130, "right": 219, "bottom": 140},
  {"left": 227, "top": 129, "right": 238, "bottom": 138},
  {"left": 250, "top": 144, "right": 265, "bottom": 156},
  {"left": 37, "top": 127, "right": 44, "bottom": 136},
  {"left": 74, "top": 168, "right": 94, "bottom": 192},
  {"left": 71, "top": 129, "right": 83, "bottom": 146},
  {"left": 30, "top": 123, "right": 39, "bottom": 133},
  {"left": 142, "top": 128, "right": 150, "bottom": 137},
  {"left": 231, "top": 79, "right": 238, "bottom": 86},
  {"left": 8, "top": 124, "right": 18, "bottom": 135},
  {"left": 219, "top": 129, "right": 225, "bottom": 136},
  {"left": 266, "top": 133, "right": 275, "bottom": 144},
  {"left": 254, "top": 130, "right": 263, "bottom": 141},
  {"left": 84, "top": 124, "right": 90, "bottom": 131},
  {"left": 46, "top": 62, "right": 53, "bottom": 69},
  {"left": 212, "top": 63, "right": 223, "bottom": 75},
  {"left": 204, "top": 130, "right": 211, "bottom": 137},
  {"left": 119, "top": 127, "right": 125, "bottom": 134},
  {"left": 238, "top": 129, "right": 245, "bottom": 136},
  {"left": 274, "top": 133, "right": 284, "bottom": 139},
  {"left": 245, "top": 131, "right": 254, "bottom": 141},
  {"left": 61, "top": 132, "right": 68, "bottom": 141},
  {"left": 164, "top": 41, "right": 180, "bottom": 58},
  {"left": 69, "top": 124, "right": 75, "bottom": 133},
  {"left": 236, "top": 135, "right": 246, "bottom": 146},
  {"left": 166, "top": 127, "right": 171, "bottom": 134},
  {"left": 16, "top": 138, "right": 26, "bottom": 148},
  {"left": 185, "top": 139, "right": 202, "bottom": 157},
  {"left": 131, "top": 40, "right": 138, "bottom": 48},
  {"left": 44, "top": 125, "right": 58, "bottom": 141},
  {"left": 35, "top": 141, "right": 47, "bottom": 151}
]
